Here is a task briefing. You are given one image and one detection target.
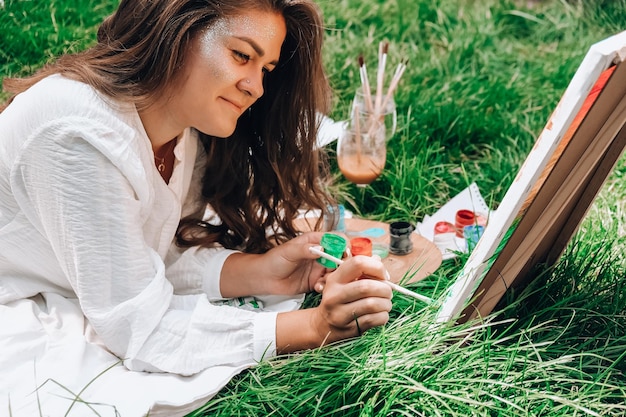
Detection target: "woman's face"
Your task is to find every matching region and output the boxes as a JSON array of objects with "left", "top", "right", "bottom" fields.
[{"left": 167, "top": 10, "right": 287, "bottom": 138}]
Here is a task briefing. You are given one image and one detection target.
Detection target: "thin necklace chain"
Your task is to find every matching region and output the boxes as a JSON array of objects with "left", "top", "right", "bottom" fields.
[{"left": 154, "top": 139, "right": 176, "bottom": 173}]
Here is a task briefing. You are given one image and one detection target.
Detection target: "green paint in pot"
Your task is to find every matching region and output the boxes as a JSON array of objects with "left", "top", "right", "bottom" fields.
[{"left": 317, "top": 233, "right": 347, "bottom": 268}]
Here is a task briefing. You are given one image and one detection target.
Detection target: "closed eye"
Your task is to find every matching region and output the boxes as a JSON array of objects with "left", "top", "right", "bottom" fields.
[
  {"left": 233, "top": 50, "right": 274, "bottom": 76},
  {"left": 233, "top": 50, "right": 250, "bottom": 63}
]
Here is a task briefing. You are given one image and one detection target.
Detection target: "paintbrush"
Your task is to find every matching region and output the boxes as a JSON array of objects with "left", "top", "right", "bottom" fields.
[
  {"left": 374, "top": 41, "right": 389, "bottom": 117},
  {"left": 380, "top": 59, "right": 407, "bottom": 115},
  {"left": 309, "top": 246, "right": 433, "bottom": 304},
  {"left": 358, "top": 54, "right": 375, "bottom": 115},
  {"left": 353, "top": 102, "right": 362, "bottom": 163}
]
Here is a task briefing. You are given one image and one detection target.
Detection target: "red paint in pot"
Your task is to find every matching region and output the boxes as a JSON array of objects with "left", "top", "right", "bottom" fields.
[
  {"left": 434, "top": 221, "right": 456, "bottom": 235},
  {"left": 455, "top": 210, "right": 475, "bottom": 238},
  {"left": 350, "top": 237, "right": 373, "bottom": 256}
]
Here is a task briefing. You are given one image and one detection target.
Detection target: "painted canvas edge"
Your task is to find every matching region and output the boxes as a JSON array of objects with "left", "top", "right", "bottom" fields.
[{"left": 434, "top": 30, "right": 626, "bottom": 324}]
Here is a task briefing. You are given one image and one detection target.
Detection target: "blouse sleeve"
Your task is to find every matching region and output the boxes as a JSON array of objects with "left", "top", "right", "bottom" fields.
[
  {"left": 11, "top": 117, "right": 277, "bottom": 375},
  {"left": 165, "top": 245, "right": 237, "bottom": 300},
  {"left": 164, "top": 135, "right": 240, "bottom": 301}
]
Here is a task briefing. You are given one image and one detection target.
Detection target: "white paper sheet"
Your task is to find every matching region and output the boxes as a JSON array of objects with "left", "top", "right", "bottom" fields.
[
  {"left": 415, "top": 182, "right": 492, "bottom": 260},
  {"left": 317, "top": 114, "right": 347, "bottom": 148}
]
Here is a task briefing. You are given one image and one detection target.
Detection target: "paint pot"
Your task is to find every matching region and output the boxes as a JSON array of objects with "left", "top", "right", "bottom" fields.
[
  {"left": 317, "top": 233, "right": 347, "bottom": 268},
  {"left": 433, "top": 232, "right": 456, "bottom": 254},
  {"left": 324, "top": 204, "right": 346, "bottom": 232},
  {"left": 389, "top": 221, "right": 414, "bottom": 255},
  {"left": 455, "top": 209, "right": 475, "bottom": 238},
  {"left": 350, "top": 237, "right": 373, "bottom": 256},
  {"left": 434, "top": 221, "right": 456, "bottom": 235},
  {"left": 463, "top": 225, "right": 485, "bottom": 252},
  {"left": 433, "top": 221, "right": 457, "bottom": 254}
]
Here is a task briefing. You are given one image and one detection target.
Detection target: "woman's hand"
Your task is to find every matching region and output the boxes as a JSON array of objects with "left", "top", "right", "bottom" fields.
[
  {"left": 259, "top": 231, "right": 329, "bottom": 295},
  {"left": 276, "top": 255, "right": 393, "bottom": 352},
  {"left": 220, "top": 231, "right": 329, "bottom": 298}
]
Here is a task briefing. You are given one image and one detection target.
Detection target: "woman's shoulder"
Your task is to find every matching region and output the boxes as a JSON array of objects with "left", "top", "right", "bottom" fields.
[
  {"left": 6, "top": 74, "right": 139, "bottom": 139},
  {"left": 1, "top": 74, "right": 147, "bottom": 165},
  {"left": 22, "top": 75, "right": 97, "bottom": 104},
  {"left": 22, "top": 75, "right": 130, "bottom": 118},
  {"left": 28, "top": 73, "right": 90, "bottom": 92}
]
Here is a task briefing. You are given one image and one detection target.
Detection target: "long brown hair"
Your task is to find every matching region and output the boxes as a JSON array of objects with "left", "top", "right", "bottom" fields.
[
  {"left": 180, "top": 0, "right": 335, "bottom": 253},
  {"left": 2, "top": 0, "right": 335, "bottom": 253}
]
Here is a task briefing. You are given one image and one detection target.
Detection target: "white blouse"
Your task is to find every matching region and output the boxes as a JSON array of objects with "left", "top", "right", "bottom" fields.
[{"left": 0, "top": 75, "right": 283, "bottom": 376}]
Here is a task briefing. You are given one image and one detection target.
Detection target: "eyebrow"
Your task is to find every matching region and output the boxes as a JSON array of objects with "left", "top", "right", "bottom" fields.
[{"left": 236, "top": 36, "right": 280, "bottom": 66}]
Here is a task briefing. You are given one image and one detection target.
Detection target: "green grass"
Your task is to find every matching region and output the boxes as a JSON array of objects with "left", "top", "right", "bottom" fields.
[{"left": 2, "top": 0, "right": 626, "bottom": 415}]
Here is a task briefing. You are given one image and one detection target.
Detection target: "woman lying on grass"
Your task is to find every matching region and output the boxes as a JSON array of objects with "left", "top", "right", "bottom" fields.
[{"left": 0, "top": 0, "right": 391, "bottom": 414}]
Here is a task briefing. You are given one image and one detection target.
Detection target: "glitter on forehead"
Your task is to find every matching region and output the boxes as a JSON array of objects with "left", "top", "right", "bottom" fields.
[
  {"left": 237, "top": 14, "right": 280, "bottom": 42},
  {"left": 200, "top": 12, "right": 282, "bottom": 54}
]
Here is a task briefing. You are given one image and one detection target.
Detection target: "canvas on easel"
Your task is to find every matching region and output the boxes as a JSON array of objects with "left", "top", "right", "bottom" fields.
[{"left": 435, "top": 30, "right": 626, "bottom": 325}]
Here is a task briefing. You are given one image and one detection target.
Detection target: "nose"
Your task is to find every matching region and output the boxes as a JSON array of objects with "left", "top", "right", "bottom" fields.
[{"left": 238, "top": 72, "right": 264, "bottom": 99}]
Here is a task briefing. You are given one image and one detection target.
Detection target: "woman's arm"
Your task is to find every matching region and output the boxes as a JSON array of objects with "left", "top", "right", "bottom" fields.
[
  {"left": 218, "top": 232, "right": 327, "bottom": 298},
  {"left": 11, "top": 115, "right": 275, "bottom": 374},
  {"left": 218, "top": 233, "right": 394, "bottom": 350},
  {"left": 220, "top": 238, "right": 394, "bottom": 351},
  {"left": 276, "top": 255, "right": 393, "bottom": 352}
]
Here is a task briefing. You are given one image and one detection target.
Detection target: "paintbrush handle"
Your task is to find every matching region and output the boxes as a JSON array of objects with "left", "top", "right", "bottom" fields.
[
  {"left": 309, "top": 246, "right": 432, "bottom": 304},
  {"left": 361, "top": 71, "right": 374, "bottom": 114},
  {"left": 380, "top": 63, "right": 406, "bottom": 113},
  {"left": 385, "top": 281, "right": 433, "bottom": 305}
]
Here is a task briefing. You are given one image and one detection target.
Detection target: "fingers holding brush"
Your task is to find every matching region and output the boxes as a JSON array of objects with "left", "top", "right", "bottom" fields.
[{"left": 315, "top": 255, "right": 393, "bottom": 338}]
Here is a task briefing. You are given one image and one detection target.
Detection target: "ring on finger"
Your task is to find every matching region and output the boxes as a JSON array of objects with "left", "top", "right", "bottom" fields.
[{"left": 353, "top": 312, "right": 362, "bottom": 336}]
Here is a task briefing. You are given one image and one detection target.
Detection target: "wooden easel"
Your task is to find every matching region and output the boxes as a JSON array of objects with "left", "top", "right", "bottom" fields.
[{"left": 435, "top": 31, "right": 626, "bottom": 325}]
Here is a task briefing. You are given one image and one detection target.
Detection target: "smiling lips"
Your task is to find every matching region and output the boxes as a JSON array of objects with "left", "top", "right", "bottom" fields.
[{"left": 221, "top": 97, "right": 246, "bottom": 114}]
